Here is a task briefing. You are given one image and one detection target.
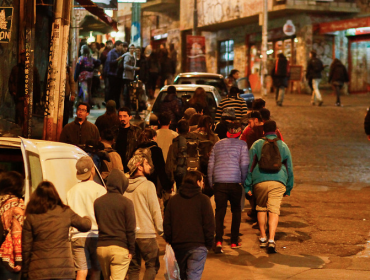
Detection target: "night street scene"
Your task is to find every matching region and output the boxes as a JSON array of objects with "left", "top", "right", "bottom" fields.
[{"left": 1, "top": 0, "right": 370, "bottom": 279}]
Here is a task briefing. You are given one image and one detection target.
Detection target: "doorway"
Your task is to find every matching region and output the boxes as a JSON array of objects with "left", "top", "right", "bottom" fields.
[{"left": 349, "top": 36, "right": 370, "bottom": 93}]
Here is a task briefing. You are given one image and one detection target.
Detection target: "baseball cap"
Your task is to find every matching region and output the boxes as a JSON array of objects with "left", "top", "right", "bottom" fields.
[
  {"left": 76, "top": 156, "right": 94, "bottom": 180},
  {"left": 127, "top": 154, "right": 146, "bottom": 176}
]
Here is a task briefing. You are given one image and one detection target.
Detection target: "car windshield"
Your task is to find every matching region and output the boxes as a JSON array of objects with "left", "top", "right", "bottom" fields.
[
  {"left": 174, "top": 77, "right": 226, "bottom": 94},
  {"left": 153, "top": 91, "right": 218, "bottom": 118}
]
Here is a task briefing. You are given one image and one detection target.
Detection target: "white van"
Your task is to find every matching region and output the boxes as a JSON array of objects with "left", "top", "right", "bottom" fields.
[{"left": 0, "top": 137, "right": 105, "bottom": 204}]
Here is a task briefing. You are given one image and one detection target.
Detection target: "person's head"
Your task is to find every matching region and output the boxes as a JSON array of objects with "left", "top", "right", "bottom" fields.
[
  {"left": 310, "top": 50, "right": 317, "bottom": 58},
  {"left": 25, "top": 181, "right": 67, "bottom": 215},
  {"left": 76, "top": 156, "right": 95, "bottom": 181},
  {"left": 277, "top": 52, "right": 286, "bottom": 59},
  {"left": 252, "top": 98, "right": 266, "bottom": 110},
  {"left": 228, "top": 86, "right": 239, "bottom": 98},
  {"left": 90, "top": 42, "right": 98, "bottom": 52},
  {"left": 127, "top": 154, "right": 152, "bottom": 176},
  {"left": 248, "top": 111, "right": 263, "bottom": 128},
  {"left": 106, "top": 169, "right": 129, "bottom": 195},
  {"left": 135, "top": 47, "right": 141, "bottom": 58},
  {"left": 182, "top": 170, "right": 203, "bottom": 189},
  {"left": 118, "top": 107, "right": 132, "bottom": 128},
  {"left": 76, "top": 102, "right": 90, "bottom": 122},
  {"left": 177, "top": 119, "right": 190, "bottom": 134},
  {"left": 183, "top": 107, "right": 197, "bottom": 120},
  {"left": 20, "top": 50, "right": 26, "bottom": 64},
  {"left": 197, "top": 115, "right": 214, "bottom": 135},
  {"left": 138, "top": 128, "right": 157, "bottom": 144},
  {"left": 263, "top": 120, "right": 277, "bottom": 134},
  {"left": 167, "top": 86, "right": 177, "bottom": 95},
  {"left": 259, "top": 108, "right": 270, "bottom": 122},
  {"left": 101, "top": 128, "right": 115, "bottom": 143},
  {"left": 227, "top": 121, "right": 242, "bottom": 138},
  {"left": 229, "top": 69, "right": 240, "bottom": 80},
  {"left": 0, "top": 171, "right": 24, "bottom": 198},
  {"left": 149, "top": 113, "right": 159, "bottom": 128},
  {"left": 100, "top": 42, "right": 105, "bottom": 49},
  {"left": 106, "top": 40, "right": 113, "bottom": 50},
  {"left": 105, "top": 100, "right": 117, "bottom": 114},
  {"left": 188, "top": 113, "right": 202, "bottom": 126},
  {"left": 221, "top": 107, "right": 236, "bottom": 121},
  {"left": 81, "top": 45, "right": 91, "bottom": 56},
  {"left": 122, "top": 42, "right": 129, "bottom": 53},
  {"left": 115, "top": 40, "right": 124, "bottom": 53},
  {"left": 190, "top": 87, "right": 207, "bottom": 107},
  {"left": 158, "top": 112, "right": 171, "bottom": 127},
  {"left": 129, "top": 43, "right": 135, "bottom": 55}
]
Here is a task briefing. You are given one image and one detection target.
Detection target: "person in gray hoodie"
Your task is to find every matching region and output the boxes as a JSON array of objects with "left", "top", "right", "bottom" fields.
[
  {"left": 94, "top": 169, "right": 136, "bottom": 280},
  {"left": 121, "top": 43, "right": 140, "bottom": 109},
  {"left": 124, "top": 153, "right": 163, "bottom": 280}
]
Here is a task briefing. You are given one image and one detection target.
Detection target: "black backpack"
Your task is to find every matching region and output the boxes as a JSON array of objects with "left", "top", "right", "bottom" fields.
[{"left": 258, "top": 137, "right": 282, "bottom": 173}]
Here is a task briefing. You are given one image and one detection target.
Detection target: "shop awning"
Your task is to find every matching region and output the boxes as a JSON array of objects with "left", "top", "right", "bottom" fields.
[
  {"left": 319, "top": 17, "right": 370, "bottom": 34},
  {"left": 75, "top": 0, "right": 118, "bottom": 31},
  {"left": 79, "top": 15, "right": 114, "bottom": 36}
]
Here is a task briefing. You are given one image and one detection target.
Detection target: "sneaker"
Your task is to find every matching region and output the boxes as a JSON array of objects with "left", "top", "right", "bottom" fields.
[
  {"left": 310, "top": 101, "right": 315, "bottom": 106},
  {"left": 259, "top": 238, "right": 267, "bottom": 248},
  {"left": 318, "top": 101, "right": 323, "bottom": 106},
  {"left": 215, "top": 242, "right": 224, "bottom": 254},
  {"left": 336, "top": 102, "right": 342, "bottom": 107},
  {"left": 267, "top": 240, "right": 277, "bottom": 254},
  {"left": 231, "top": 243, "right": 241, "bottom": 249},
  {"left": 276, "top": 102, "right": 283, "bottom": 107}
]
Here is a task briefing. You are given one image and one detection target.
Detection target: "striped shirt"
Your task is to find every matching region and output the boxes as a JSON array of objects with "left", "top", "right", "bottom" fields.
[{"left": 215, "top": 97, "right": 248, "bottom": 122}]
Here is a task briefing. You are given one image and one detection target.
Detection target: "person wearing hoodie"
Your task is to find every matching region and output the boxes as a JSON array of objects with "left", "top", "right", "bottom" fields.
[
  {"left": 121, "top": 43, "right": 140, "bottom": 109},
  {"left": 160, "top": 85, "right": 183, "bottom": 131},
  {"left": 94, "top": 169, "right": 136, "bottom": 280},
  {"left": 124, "top": 153, "right": 163, "bottom": 280},
  {"left": 164, "top": 171, "right": 215, "bottom": 280}
]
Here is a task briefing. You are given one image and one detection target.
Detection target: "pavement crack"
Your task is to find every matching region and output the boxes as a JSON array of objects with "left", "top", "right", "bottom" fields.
[{"left": 285, "top": 268, "right": 316, "bottom": 279}]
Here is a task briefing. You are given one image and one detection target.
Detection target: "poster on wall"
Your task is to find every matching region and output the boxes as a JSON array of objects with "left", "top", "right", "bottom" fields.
[
  {"left": 0, "top": 7, "right": 13, "bottom": 43},
  {"left": 186, "top": 35, "right": 206, "bottom": 72}
]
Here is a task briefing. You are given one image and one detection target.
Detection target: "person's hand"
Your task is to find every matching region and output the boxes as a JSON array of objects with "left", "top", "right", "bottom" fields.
[
  {"left": 136, "top": 67, "right": 140, "bottom": 70},
  {"left": 247, "top": 191, "right": 252, "bottom": 196},
  {"left": 367, "top": 135, "right": 370, "bottom": 141},
  {"left": 284, "top": 194, "right": 289, "bottom": 197},
  {"left": 128, "top": 254, "right": 132, "bottom": 260},
  {"left": 70, "top": 95, "right": 76, "bottom": 102},
  {"left": 13, "top": 265, "right": 21, "bottom": 272}
]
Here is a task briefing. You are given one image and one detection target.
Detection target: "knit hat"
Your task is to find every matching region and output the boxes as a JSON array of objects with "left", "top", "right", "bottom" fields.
[
  {"left": 106, "top": 100, "right": 116, "bottom": 113},
  {"left": 222, "top": 107, "right": 236, "bottom": 119},
  {"left": 76, "top": 156, "right": 94, "bottom": 180}
]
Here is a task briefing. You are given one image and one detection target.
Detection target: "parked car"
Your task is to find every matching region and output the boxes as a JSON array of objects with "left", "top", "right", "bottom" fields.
[
  {"left": 145, "top": 84, "right": 222, "bottom": 125},
  {"left": 173, "top": 72, "right": 254, "bottom": 105},
  {"left": 0, "top": 137, "right": 105, "bottom": 204}
]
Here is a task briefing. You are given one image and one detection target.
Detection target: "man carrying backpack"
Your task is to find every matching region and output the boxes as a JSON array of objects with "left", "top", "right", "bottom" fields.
[
  {"left": 306, "top": 50, "right": 324, "bottom": 106},
  {"left": 208, "top": 121, "right": 249, "bottom": 252},
  {"left": 244, "top": 120, "right": 294, "bottom": 254}
]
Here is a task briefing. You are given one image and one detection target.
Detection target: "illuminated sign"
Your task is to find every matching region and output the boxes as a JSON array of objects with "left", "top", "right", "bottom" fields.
[{"left": 0, "top": 7, "right": 13, "bottom": 43}]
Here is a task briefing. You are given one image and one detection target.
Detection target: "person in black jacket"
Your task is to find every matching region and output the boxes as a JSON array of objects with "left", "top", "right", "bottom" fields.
[
  {"left": 365, "top": 109, "right": 370, "bottom": 141},
  {"left": 271, "top": 53, "right": 289, "bottom": 106},
  {"left": 329, "top": 59, "right": 349, "bottom": 107},
  {"left": 164, "top": 171, "right": 215, "bottom": 280},
  {"left": 306, "top": 50, "right": 324, "bottom": 106},
  {"left": 94, "top": 169, "right": 136, "bottom": 280}
]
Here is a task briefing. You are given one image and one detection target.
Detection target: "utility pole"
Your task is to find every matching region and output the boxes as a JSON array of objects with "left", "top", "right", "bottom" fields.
[
  {"left": 261, "top": 0, "right": 268, "bottom": 96},
  {"left": 192, "top": 0, "right": 198, "bottom": 36}
]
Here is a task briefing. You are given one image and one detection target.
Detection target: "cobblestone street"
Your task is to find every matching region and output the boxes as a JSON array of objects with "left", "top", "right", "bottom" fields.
[{"left": 153, "top": 92, "right": 370, "bottom": 279}]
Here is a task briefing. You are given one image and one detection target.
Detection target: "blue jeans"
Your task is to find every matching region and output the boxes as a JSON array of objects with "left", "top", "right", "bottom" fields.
[{"left": 174, "top": 246, "right": 207, "bottom": 280}]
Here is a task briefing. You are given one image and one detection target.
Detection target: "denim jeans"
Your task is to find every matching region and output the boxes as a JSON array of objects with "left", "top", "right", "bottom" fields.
[
  {"left": 174, "top": 246, "right": 207, "bottom": 280},
  {"left": 275, "top": 87, "right": 285, "bottom": 104},
  {"left": 128, "top": 238, "right": 160, "bottom": 280},
  {"left": 214, "top": 183, "right": 242, "bottom": 244},
  {"left": 311, "top": 78, "right": 322, "bottom": 103}
]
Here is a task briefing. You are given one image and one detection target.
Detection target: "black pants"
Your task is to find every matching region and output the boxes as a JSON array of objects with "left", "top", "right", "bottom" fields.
[
  {"left": 334, "top": 85, "right": 341, "bottom": 104},
  {"left": 214, "top": 183, "right": 242, "bottom": 244},
  {"left": 108, "top": 75, "right": 121, "bottom": 106},
  {"left": 121, "top": 79, "right": 132, "bottom": 109}
]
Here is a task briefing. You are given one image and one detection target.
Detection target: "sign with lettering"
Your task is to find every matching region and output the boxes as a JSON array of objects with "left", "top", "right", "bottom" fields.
[
  {"left": 289, "top": 65, "right": 303, "bottom": 81},
  {"left": 0, "top": 7, "right": 13, "bottom": 43},
  {"left": 186, "top": 35, "right": 206, "bottom": 72},
  {"left": 283, "top": 20, "right": 296, "bottom": 36}
]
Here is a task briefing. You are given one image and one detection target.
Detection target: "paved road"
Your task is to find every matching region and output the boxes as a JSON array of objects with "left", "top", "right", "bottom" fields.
[{"left": 152, "top": 92, "right": 370, "bottom": 279}]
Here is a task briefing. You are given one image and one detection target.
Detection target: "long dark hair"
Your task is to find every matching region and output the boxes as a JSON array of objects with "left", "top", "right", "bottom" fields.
[
  {"left": 138, "top": 128, "right": 157, "bottom": 145},
  {"left": 0, "top": 171, "right": 24, "bottom": 198},
  {"left": 188, "top": 87, "right": 208, "bottom": 108},
  {"left": 197, "top": 115, "right": 215, "bottom": 137},
  {"left": 26, "top": 181, "right": 68, "bottom": 215}
]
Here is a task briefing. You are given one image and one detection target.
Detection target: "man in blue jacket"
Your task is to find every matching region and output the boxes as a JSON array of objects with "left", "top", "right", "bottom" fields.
[
  {"left": 244, "top": 120, "right": 294, "bottom": 253},
  {"left": 208, "top": 121, "right": 249, "bottom": 253}
]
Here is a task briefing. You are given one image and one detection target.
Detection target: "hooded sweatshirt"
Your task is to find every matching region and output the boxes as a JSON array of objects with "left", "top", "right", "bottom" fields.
[
  {"left": 164, "top": 183, "right": 215, "bottom": 251},
  {"left": 94, "top": 169, "right": 136, "bottom": 254},
  {"left": 124, "top": 176, "right": 163, "bottom": 238}
]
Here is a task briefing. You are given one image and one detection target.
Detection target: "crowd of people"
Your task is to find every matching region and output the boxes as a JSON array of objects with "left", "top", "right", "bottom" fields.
[{"left": 0, "top": 83, "right": 295, "bottom": 280}]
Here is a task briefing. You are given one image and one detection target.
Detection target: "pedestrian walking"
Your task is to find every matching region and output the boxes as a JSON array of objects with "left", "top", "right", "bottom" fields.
[
  {"left": 259, "top": 108, "right": 284, "bottom": 141},
  {"left": 67, "top": 156, "right": 107, "bottom": 280},
  {"left": 59, "top": 102, "right": 100, "bottom": 148},
  {"left": 306, "top": 50, "right": 324, "bottom": 106},
  {"left": 0, "top": 171, "right": 25, "bottom": 280},
  {"left": 122, "top": 44, "right": 140, "bottom": 109},
  {"left": 225, "top": 69, "right": 240, "bottom": 92},
  {"left": 244, "top": 120, "right": 294, "bottom": 253},
  {"left": 22, "top": 181, "right": 91, "bottom": 280},
  {"left": 365, "top": 108, "right": 370, "bottom": 141},
  {"left": 159, "top": 47, "right": 172, "bottom": 88},
  {"left": 124, "top": 154, "right": 163, "bottom": 280},
  {"left": 240, "top": 111, "right": 264, "bottom": 150},
  {"left": 94, "top": 100, "right": 120, "bottom": 136},
  {"left": 164, "top": 171, "right": 215, "bottom": 280},
  {"left": 168, "top": 43, "right": 178, "bottom": 84},
  {"left": 104, "top": 41, "right": 126, "bottom": 103},
  {"left": 156, "top": 112, "right": 179, "bottom": 162},
  {"left": 115, "top": 107, "right": 142, "bottom": 173},
  {"left": 100, "top": 40, "right": 114, "bottom": 103},
  {"left": 94, "top": 169, "right": 136, "bottom": 280},
  {"left": 214, "top": 107, "right": 236, "bottom": 140},
  {"left": 329, "top": 58, "right": 349, "bottom": 107},
  {"left": 160, "top": 86, "right": 183, "bottom": 131},
  {"left": 147, "top": 50, "right": 161, "bottom": 99},
  {"left": 208, "top": 121, "right": 249, "bottom": 252},
  {"left": 74, "top": 45, "right": 101, "bottom": 106},
  {"left": 215, "top": 86, "right": 248, "bottom": 122},
  {"left": 271, "top": 53, "right": 289, "bottom": 106}
]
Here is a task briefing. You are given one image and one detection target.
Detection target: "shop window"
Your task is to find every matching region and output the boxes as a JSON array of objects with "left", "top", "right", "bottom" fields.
[{"left": 218, "top": 40, "right": 234, "bottom": 77}]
